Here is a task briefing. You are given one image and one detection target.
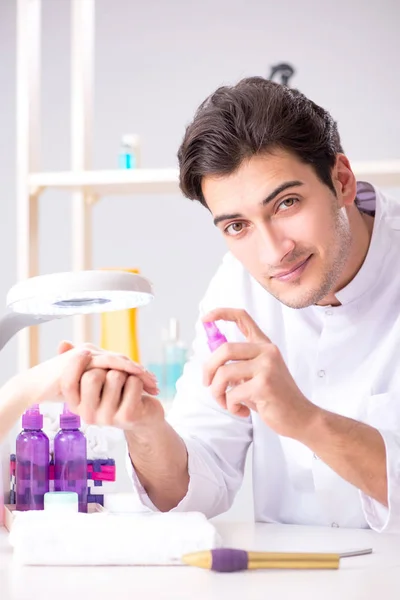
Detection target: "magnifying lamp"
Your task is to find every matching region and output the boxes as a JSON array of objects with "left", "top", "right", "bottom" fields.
[{"left": 0, "top": 270, "right": 154, "bottom": 352}]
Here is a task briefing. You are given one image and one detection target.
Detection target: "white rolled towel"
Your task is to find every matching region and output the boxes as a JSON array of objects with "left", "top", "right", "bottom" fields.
[
  {"left": 42, "top": 411, "right": 60, "bottom": 454},
  {"left": 41, "top": 403, "right": 123, "bottom": 460},
  {"left": 9, "top": 510, "right": 222, "bottom": 566},
  {"left": 82, "top": 424, "right": 122, "bottom": 460}
]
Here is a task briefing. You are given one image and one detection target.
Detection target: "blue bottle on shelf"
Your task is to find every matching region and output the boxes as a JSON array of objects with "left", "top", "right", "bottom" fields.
[{"left": 118, "top": 134, "right": 139, "bottom": 169}]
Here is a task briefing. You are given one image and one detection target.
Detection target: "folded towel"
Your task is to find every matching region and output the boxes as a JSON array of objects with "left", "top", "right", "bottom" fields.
[
  {"left": 83, "top": 424, "right": 122, "bottom": 460},
  {"left": 42, "top": 411, "right": 60, "bottom": 454},
  {"left": 9, "top": 510, "right": 222, "bottom": 565},
  {"left": 42, "top": 404, "right": 123, "bottom": 459}
]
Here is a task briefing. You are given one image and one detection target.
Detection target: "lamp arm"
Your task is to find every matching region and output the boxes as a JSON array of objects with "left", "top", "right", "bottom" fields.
[{"left": 0, "top": 313, "right": 56, "bottom": 353}]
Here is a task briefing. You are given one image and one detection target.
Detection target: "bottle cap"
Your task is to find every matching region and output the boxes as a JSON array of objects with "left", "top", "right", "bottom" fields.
[
  {"left": 121, "top": 133, "right": 140, "bottom": 148},
  {"left": 22, "top": 404, "right": 43, "bottom": 430},
  {"left": 169, "top": 317, "right": 179, "bottom": 342},
  {"left": 60, "top": 404, "right": 81, "bottom": 429},
  {"left": 203, "top": 321, "right": 228, "bottom": 352},
  {"left": 44, "top": 492, "right": 79, "bottom": 513}
]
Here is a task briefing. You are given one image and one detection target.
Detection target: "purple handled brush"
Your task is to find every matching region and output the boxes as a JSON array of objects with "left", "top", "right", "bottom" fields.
[{"left": 181, "top": 547, "right": 372, "bottom": 572}]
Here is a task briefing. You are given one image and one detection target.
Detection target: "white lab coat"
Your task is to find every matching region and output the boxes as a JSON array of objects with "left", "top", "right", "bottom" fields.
[{"left": 129, "top": 182, "right": 400, "bottom": 532}]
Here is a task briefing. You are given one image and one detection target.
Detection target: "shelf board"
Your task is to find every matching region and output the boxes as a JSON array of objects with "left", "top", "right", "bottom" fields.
[
  {"left": 352, "top": 160, "right": 400, "bottom": 187},
  {"left": 28, "top": 168, "right": 181, "bottom": 196},
  {"left": 27, "top": 161, "right": 400, "bottom": 198}
]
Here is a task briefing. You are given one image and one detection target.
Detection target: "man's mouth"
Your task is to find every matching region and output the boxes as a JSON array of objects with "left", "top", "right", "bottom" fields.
[{"left": 271, "top": 255, "right": 313, "bottom": 282}]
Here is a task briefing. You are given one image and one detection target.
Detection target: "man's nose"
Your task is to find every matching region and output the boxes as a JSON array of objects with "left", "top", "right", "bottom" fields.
[{"left": 256, "top": 224, "right": 295, "bottom": 267}]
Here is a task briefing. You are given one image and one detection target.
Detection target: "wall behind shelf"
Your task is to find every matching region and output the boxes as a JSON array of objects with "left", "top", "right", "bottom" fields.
[{"left": 0, "top": 0, "right": 399, "bottom": 519}]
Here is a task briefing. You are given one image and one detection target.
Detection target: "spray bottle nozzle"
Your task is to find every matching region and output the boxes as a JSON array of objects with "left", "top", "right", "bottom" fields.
[{"left": 203, "top": 321, "right": 228, "bottom": 352}]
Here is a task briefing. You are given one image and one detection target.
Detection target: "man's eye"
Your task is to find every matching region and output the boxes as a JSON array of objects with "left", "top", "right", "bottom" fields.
[
  {"left": 278, "top": 198, "right": 298, "bottom": 211},
  {"left": 225, "top": 222, "right": 244, "bottom": 236}
]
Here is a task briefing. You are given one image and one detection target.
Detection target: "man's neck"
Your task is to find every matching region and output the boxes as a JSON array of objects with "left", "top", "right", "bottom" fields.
[{"left": 318, "top": 208, "right": 375, "bottom": 307}]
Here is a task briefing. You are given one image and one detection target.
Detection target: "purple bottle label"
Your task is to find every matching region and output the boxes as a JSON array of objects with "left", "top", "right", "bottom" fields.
[
  {"left": 54, "top": 430, "right": 88, "bottom": 513},
  {"left": 16, "top": 460, "right": 49, "bottom": 510},
  {"left": 55, "top": 459, "right": 88, "bottom": 512},
  {"left": 15, "top": 430, "right": 50, "bottom": 511}
]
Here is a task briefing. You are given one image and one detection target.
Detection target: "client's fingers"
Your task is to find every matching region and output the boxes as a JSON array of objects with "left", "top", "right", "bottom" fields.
[
  {"left": 97, "top": 369, "right": 128, "bottom": 426},
  {"left": 79, "top": 368, "right": 107, "bottom": 424}
]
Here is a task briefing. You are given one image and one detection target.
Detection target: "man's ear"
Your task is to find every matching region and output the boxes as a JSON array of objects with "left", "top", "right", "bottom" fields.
[{"left": 332, "top": 154, "right": 358, "bottom": 208}]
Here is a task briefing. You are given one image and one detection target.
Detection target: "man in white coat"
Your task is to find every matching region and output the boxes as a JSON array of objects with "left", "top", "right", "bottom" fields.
[{"left": 66, "top": 77, "right": 400, "bottom": 532}]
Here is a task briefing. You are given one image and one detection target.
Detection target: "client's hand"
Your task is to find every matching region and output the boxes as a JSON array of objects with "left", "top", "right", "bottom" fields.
[
  {"left": 0, "top": 342, "right": 160, "bottom": 440},
  {"left": 56, "top": 341, "right": 164, "bottom": 429}
]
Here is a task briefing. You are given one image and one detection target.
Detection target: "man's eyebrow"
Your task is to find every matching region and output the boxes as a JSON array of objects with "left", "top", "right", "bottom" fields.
[
  {"left": 262, "top": 180, "right": 304, "bottom": 205},
  {"left": 213, "top": 212, "right": 243, "bottom": 226},
  {"left": 212, "top": 180, "right": 304, "bottom": 227}
]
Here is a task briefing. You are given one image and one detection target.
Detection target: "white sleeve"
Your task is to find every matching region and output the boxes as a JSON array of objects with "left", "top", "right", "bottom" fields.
[
  {"left": 359, "top": 391, "right": 400, "bottom": 533},
  {"left": 126, "top": 263, "right": 254, "bottom": 517},
  {"left": 360, "top": 429, "right": 400, "bottom": 533}
]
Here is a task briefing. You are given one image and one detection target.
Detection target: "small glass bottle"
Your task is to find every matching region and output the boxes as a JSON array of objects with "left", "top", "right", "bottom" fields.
[
  {"left": 118, "top": 134, "right": 140, "bottom": 169},
  {"left": 163, "top": 318, "right": 187, "bottom": 401},
  {"left": 16, "top": 404, "right": 50, "bottom": 511},
  {"left": 146, "top": 328, "right": 168, "bottom": 401},
  {"left": 54, "top": 405, "right": 88, "bottom": 513}
]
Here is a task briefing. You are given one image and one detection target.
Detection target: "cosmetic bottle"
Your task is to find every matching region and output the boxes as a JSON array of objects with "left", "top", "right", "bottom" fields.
[
  {"left": 203, "top": 321, "right": 228, "bottom": 351},
  {"left": 16, "top": 404, "right": 49, "bottom": 511},
  {"left": 163, "top": 318, "right": 187, "bottom": 400},
  {"left": 118, "top": 134, "right": 140, "bottom": 169},
  {"left": 54, "top": 404, "right": 87, "bottom": 513}
]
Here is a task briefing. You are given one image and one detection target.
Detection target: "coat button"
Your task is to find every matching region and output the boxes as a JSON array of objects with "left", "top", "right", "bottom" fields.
[
  {"left": 318, "top": 370, "right": 326, "bottom": 378},
  {"left": 331, "top": 522, "right": 340, "bottom": 528}
]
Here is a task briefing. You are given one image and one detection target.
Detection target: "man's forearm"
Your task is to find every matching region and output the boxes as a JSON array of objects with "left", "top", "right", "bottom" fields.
[
  {"left": 299, "top": 408, "right": 387, "bottom": 506},
  {"left": 125, "top": 421, "right": 190, "bottom": 512}
]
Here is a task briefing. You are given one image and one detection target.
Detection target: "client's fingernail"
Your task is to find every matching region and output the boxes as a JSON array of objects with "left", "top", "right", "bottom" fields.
[{"left": 79, "top": 349, "right": 91, "bottom": 357}]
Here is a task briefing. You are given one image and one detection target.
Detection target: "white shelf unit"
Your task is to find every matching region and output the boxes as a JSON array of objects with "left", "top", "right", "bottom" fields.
[
  {"left": 28, "top": 168, "right": 181, "bottom": 197},
  {"left": 16, "top": 0, "right": 180, "bottom": 371},
  {"left": 16, "top": 0, "right": 400, "bottom": 371},
  {"left": 28, "top": 161, "right": 400, "bottom": 198},
  {"left": 350, "top": 160, "right": 400, "bottom": 188}
]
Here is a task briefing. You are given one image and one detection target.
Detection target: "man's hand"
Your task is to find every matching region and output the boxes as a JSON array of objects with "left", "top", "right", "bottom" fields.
[
  {"left": 202, "top": 308, "right": 319, "bottom": 439},
  {"left": 203, "top": 308, "right": 389, "bottom": 507}
]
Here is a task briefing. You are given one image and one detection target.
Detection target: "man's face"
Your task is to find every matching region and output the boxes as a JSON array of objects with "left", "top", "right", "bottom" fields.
[{"left": 202, "top": 150, "right": 355, "bottom": 309}]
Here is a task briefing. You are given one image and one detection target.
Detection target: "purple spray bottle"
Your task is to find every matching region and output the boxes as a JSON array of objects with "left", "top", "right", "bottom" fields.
[
  {"left": 16, "top": 404, "right": 50, "bottom": 511},
  {"left": 203, "top": 321, "right": 228, "bottom": 351},
  {"left": 54, "top": 404, "right": 88, "bottom": 512},
  {"left": 203, "top": 320, "right": 243, "bottom": 402}
]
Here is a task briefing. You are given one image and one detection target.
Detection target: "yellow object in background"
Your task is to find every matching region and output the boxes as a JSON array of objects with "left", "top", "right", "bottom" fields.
[{"left": 100, "top": 268, "right": 140, "bottom": 362}]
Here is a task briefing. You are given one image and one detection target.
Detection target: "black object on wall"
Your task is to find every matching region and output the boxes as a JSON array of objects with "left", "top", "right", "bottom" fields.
[{"left": 268, "top": 63, "right": 295, "bottom": 86}]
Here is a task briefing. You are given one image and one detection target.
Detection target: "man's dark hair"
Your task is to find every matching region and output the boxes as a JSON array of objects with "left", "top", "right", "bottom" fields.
[{"left": 178, "top": 77, "right": 343, "bottom": 207}]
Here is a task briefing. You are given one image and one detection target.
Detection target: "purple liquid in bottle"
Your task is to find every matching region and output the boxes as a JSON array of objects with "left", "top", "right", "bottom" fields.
[
  {"left": 16, "top": 405, "right": 50, "bottom": 511},
  {"left": 54, "top": 405, "right": 88, "bottom": 513}
]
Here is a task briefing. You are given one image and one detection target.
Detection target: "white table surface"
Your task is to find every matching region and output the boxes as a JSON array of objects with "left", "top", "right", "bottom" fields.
[{"left": 1, "top": 520, "right": 400, "bottom": 600}]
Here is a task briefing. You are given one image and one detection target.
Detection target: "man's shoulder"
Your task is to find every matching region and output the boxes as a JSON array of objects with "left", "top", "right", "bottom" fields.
[
  {"left": 204, "top": 252, "right": 252, "bottom": 297},
  {"left": 201, "top": 252, "right": 277, "bottom": 310},
  {"left": 378, "top": 187, "right": 400, "bottom": 226},
  {"left": 216, "top": 251, "right": 248, "bottom": 280}
]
